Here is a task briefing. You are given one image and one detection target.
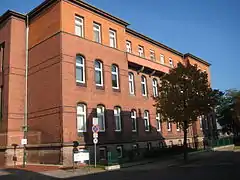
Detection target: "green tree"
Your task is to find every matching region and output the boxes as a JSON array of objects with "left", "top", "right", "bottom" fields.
[{"left": 155, "top": 61, "right": 220, "bottom": 161}]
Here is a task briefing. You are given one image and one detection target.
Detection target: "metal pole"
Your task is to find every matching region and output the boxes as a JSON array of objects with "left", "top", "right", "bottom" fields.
[
  {"left": 23, "top": 15, "right": 29, "bottom": 168},
  {"left": 94, "top": 143, "right": 96, "bottom": 168}
]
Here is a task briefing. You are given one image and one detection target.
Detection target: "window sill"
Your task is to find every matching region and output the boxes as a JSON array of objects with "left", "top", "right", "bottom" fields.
[
  {"left": 112, "top": 88, "right": 121, "bottom": 93},
  {"left": 115, "top": 130, "right": 122, "bottom": 132},
  {"left": 132, "top": 130, "right": 137, "bottom": 133},
  {"left": 96, "top": 85, "right": 105, "bottom": 90},
  {"left": 76, "top": 82, "right": 87, "bottom": 87}
]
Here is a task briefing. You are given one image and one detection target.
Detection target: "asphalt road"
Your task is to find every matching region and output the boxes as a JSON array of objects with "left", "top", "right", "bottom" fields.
[
  {"left": 70, "top": 150, "right": 239, "bottom": 180},
  {"left": 0, "top": 149, "right": 238, "bottom": 179}
]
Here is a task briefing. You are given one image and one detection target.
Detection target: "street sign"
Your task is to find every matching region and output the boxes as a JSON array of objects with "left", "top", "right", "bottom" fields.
[
  {"left": 93, "top": 138, "right": 98, "bottom": 144},
  {"left": 92, "top": 117, "right": 98, "bottom": 126},
  {"left": 92, "top": 125, "right": 100, "bottom": 133},
  {"left": 21, "top": 139, "right": 27, "bottom": 145},
  {"left": 93, "top": 133, "right": 98, "bottom": 138}
]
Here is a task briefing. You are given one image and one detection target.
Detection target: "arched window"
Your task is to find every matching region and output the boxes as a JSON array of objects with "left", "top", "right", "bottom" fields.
[
  {"left": 152, "top": 78, "right": 158, "bottom": 97},
  {"left": 77, "top": 103, "right": 87, "bottom": 132},
  {"left": 144, "top": 110, "right": 150, "bottom": 131},
  {"left": 131, "top": 110, "right": 137, "bottom": 132},
  {"left": 112, "top": 65, "right": 119, "bottom": 89},
  {"left": 97, "top": 105, "right": 105, "bottom": 131},
  {"left": 76, "top": 55, "right": 85, "bottom": 83},
  {"left": 95, "top": 60, "right": 103, "bottom": 86},
  {"left": 156, "top": 113, "right": 161, "bottom": 132},
  {"left": 128, "top": 72, "right": 135, "bottom": 95},
  {"left": 114, "top": 106, "right": 121, "bottom": 131},
  {"left": 141, "top": 76, "right": 147, "bottom": 96}
]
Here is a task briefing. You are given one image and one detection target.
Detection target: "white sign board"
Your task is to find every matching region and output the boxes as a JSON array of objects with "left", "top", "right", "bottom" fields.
[
  {"left": 74, "top": 152, "right": 89, "bottom": 162},
  {"left": 92, "top": 117, "right": 98, "bottom": 126},
  {"left": 93, "top": 133, "right": 98, "bottom": 138},
  {"left": 21, "top": 138, "right": 27, "bottom": 145},
  {"left": 93, "top": 138, "right": 98, "bottom": 144}
]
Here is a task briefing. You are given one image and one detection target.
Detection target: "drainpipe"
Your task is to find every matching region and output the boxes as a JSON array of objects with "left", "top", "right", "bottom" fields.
[{"left": 23, "top": 15, "right": 29, "bottom": 168}]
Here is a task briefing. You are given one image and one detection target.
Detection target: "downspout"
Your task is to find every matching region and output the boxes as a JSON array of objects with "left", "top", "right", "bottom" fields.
[{"left": 23, "top": 15, "right": 29, "bottom": 168}]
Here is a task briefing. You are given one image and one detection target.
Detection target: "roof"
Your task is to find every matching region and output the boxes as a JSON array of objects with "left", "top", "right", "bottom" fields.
[
  {"left": 0, "top": 10, "right": 25, "bottom": 25},
  {"left": 126, "top": 28, "right": 183, "bottom": 57},
  {"left": 184, "top": 53, "right": 211, "bottom": 66},
  {"left": 28, "top": 0, "right": 129, "bottom": 26}
]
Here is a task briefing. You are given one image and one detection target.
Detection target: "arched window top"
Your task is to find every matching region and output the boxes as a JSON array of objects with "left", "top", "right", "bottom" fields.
[
  {"left": 112, "top": 64, "right": 118, "bottom": 71},
  {"left": 95, "top": 60, "right": 103, "bottom": 68},
  {"left": 144, "top": 110, "right": 149, "bottom": 117},
  {"left": 141, "top": 75, "right": 146, "bottom": 81}
]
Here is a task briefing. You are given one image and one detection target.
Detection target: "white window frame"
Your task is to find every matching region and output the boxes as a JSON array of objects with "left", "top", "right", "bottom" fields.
[
  {"left": 131, "top": 110, "right": 137, "bottom": 132},
  {"left": 114, "top": 107, "right": 122, "bottom": 132},
  {"left": 138, "top": 45, "right": 144, "bottom": 57},
  {"left": 126, "top": 41, "right": 132, "bottom": 53},
  {"left": 76, "top": 55, "right": 85, "bottom": 83},
  {"left": 97, "top": 105, "right": 105, "bottom": 132},
  {"left": 116, "top": 146, "right": 123, "bottom": 158},
  {"left": 199, "top": 116, "right": 203, "bottom": 130},
  {"left": 156, "top": 113, "right": 161, "bottom": 132},
  {"left": 144, "top": 110, "right": 150, "bottom": 131},
  {"left": 112, "top": 65, "right": 119, "bottom": 89},
  {"left": 167, "top": 120, "right": 172, "bottom": 131},
  {"left": 160, "top": 54, "right": 165, "bottom": 64},
  {"left": 150, "top": 50, "right": 155, "bottom": 60},
  {"left": 109, "top": 29, "right": 117, "bottom": 48},
  {"left": 128, "top": 73, "right": 135, "bottom": 95},
  {"left": 75, "top": 16, "right": 84, "bottom": 37},
  {"left": 77, "top": 104, "right": 87, "bottom": 132},
  {"left": 141, "top": 76, "right": 147, "bottom": 96},
  {"left": 169, "top": 58, "right": 173, "bottom": 67},
  {"left": 93, "top": 23, "right": 101, "bottom": 43},
  {"left": 152, "top": 78, "right": 158, "bottom": 97},
  {"left": 95, "top": 60, "right": 103, "bottom": 87},
  {"left": 176, "top": 122, "right": 180, "bottom": 131}
]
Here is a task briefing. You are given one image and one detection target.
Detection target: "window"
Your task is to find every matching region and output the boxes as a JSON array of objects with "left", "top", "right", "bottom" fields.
[
  {"left": 141, "top": 76, "right": 147, "bottom": 96},
  {"left": 156, "top": 113, "right": 161, "bottom": 132},
  {"left": 126, "top": 41, "right": 132, "bottom": 53},
  {"left": 128, "top": 73, "right": 135, "bottom": 95},
  {"left": 77, "top": 104, "right": 87, "bottom": 132},
  {"left": 147, "top": 142, "right": 152, "bottom": 151},
  {"left": 116, "top": 146, "right": 123, "bottom": 158},
  {"left": 187, "top": 139, "right": 191, "bottom": 147},
  {"left": 75, "top": 16, "right": 84, "bottom": 37},
  {"left": 138, "top": 46, "right": 144, "bottom": 57},
  {"left": 150, "top": 50, "right": 155, "bottom": 60},
  {"left": 152, "top": 78, "right": 158, "bottom": 97},
  {"left": 95, "top": 60, "right": 103, "bottom": 86},
  {"left": 144, "top": 110, "right": 150, "bottom": 131},
  {"left": 176, "top": 122, "right": 180, "bottom": 131},
  {"left": 160, "top": 54, "right": 165, "bottom": 64},
  {"left": 111, "top": 65, "right": 119, "bottom": 89},
  {"left": 93, "top": 23, "right": 101, "bottom": 43},
  {"left": 76, "top": 55, "right": 85, "bottom": 83},
  {"left": 109, "top": 29, "right": 117, "bottom": 48},
  {"left": 99, "top": 147, "right": 107, "bottom": 160},
  {"left": 114, "top": 107, "right": 121, "bottom": 131},
  {"left": 169, "top": 141, "right": 173, "bottom": 147},
  {"left": 169, "top": 58, "right": 173, "bottom": 67},
  {"left": 199, "top": 116, "right": 203, "bottom": 129},
  {"left": 167, "top": 120, "right": 172, "bottom": 131},
  {"left": 178, "top": 140, "right": 183, "bottom": 146},
  {"left": 97, "top": 105, "right": 105, "bottom": 132},
  {"left": 131, "top": 110, "right": 137, "bottom": 132},
  {"left": 205, "top": 117, "right": 208, "bottom": 129}
]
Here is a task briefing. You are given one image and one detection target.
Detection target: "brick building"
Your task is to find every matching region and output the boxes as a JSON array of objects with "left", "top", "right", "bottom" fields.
[{"left": 0, "top": 0, "right": 214, "bottom": 166}]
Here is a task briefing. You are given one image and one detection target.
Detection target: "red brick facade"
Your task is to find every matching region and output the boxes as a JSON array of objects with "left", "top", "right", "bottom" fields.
[{"left": 0, "top": 0, "right": 211, "bottom": 166}]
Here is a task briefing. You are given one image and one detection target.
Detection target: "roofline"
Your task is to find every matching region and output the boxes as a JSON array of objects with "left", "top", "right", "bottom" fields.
[
  {"left": 28, "top": 0, "right": 129, "bottom": 26},
  {"left": 126, "top": 28, "right": 183, "bottom": 57},
  {"left": 184, "top": 53, "right": 211, "bottom": 66},
  {"left": 0, "top": 10, "right": 26, "bottom": 25}
]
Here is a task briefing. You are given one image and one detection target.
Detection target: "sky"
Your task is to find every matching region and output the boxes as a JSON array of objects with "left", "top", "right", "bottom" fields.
[{"left": 0, "top": 0, "right": 239, "bottom": 91}]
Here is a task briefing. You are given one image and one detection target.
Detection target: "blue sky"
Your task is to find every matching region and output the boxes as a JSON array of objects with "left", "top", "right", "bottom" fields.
[{"left": 1, "top": 0, "right": 239, "bottom": 91}]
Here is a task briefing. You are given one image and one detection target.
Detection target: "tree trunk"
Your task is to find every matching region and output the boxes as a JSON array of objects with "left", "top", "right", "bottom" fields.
[{"left": 183, "top": 121, "right": 188, "bottom": 162}]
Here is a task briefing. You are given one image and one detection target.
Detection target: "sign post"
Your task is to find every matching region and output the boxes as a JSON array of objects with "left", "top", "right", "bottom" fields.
[{"left": 92, "top": 117, "right": 99, "bottom": 168}]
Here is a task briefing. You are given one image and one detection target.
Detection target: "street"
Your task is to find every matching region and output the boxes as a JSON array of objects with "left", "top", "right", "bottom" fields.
[{"left": 0, "top": 149, "right": 238, "bottom": 179}]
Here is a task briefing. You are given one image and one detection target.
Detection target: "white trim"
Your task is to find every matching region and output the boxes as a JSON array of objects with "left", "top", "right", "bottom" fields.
[
  {"left": 167, "top": 120, "right": 172, "bottom": 131},
  {"left": 131, "top": 110, "right": 137, "bottom": 132},
  {"left": 152, "top": 78, "right": 158, "bottom": 97},
  {"left": 176, "top": 122, "right": 180, "bottom": 131},
  {"left": 75, "top": 16, "right": 84, "bottom": 37},
  {"left": 144, "top": 110, "right": 150, "bottom": 131},
  {"left": 114, "top": 107, "right": 122, "bottom": 132},
  {"left": 112, "top": 65, "right": 119, "bottom": 89},
  {"left": 150, "top": 49, "right": 155, "bottom": 60},
  {"left": 156, "top": 113, "right": 161, "bottom": 132},
  {"left": 128, "top": 73, "right": 135, "bottom": 95},
  {"left": 97, "top": 105, "right": 105, "bottom": 132},
  {"left": 169, "top": 58, "right": 173, "bottom": 67},
  {"left": 95, "top": 60, "right": 103, "bottom": 87},
  {"left": 76, "top": 55, "right": 85, "bottom": 83},
  {"left": 77, "top": 104, "right": 87, "bottom": 132},
  {"left": 160, "top": 54, "right": 165, "bottom": 64},
  {"left": 138, "top": 45, "right": 144, "bottom": 57},
  {"left": 93, "top": 23, "right": 101, "bottom": 43},
  {"left": 116, "top": 146, "right": 123, "bottom": 158},
  {"left": 109, "top": 29, "right": 117, "bottom": 48},
  {"left": 141, "top": 76, "right": 147, "bottom": 96},
  {"left": 126, "top": 41, "right": 132, "bottom": 53}
]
